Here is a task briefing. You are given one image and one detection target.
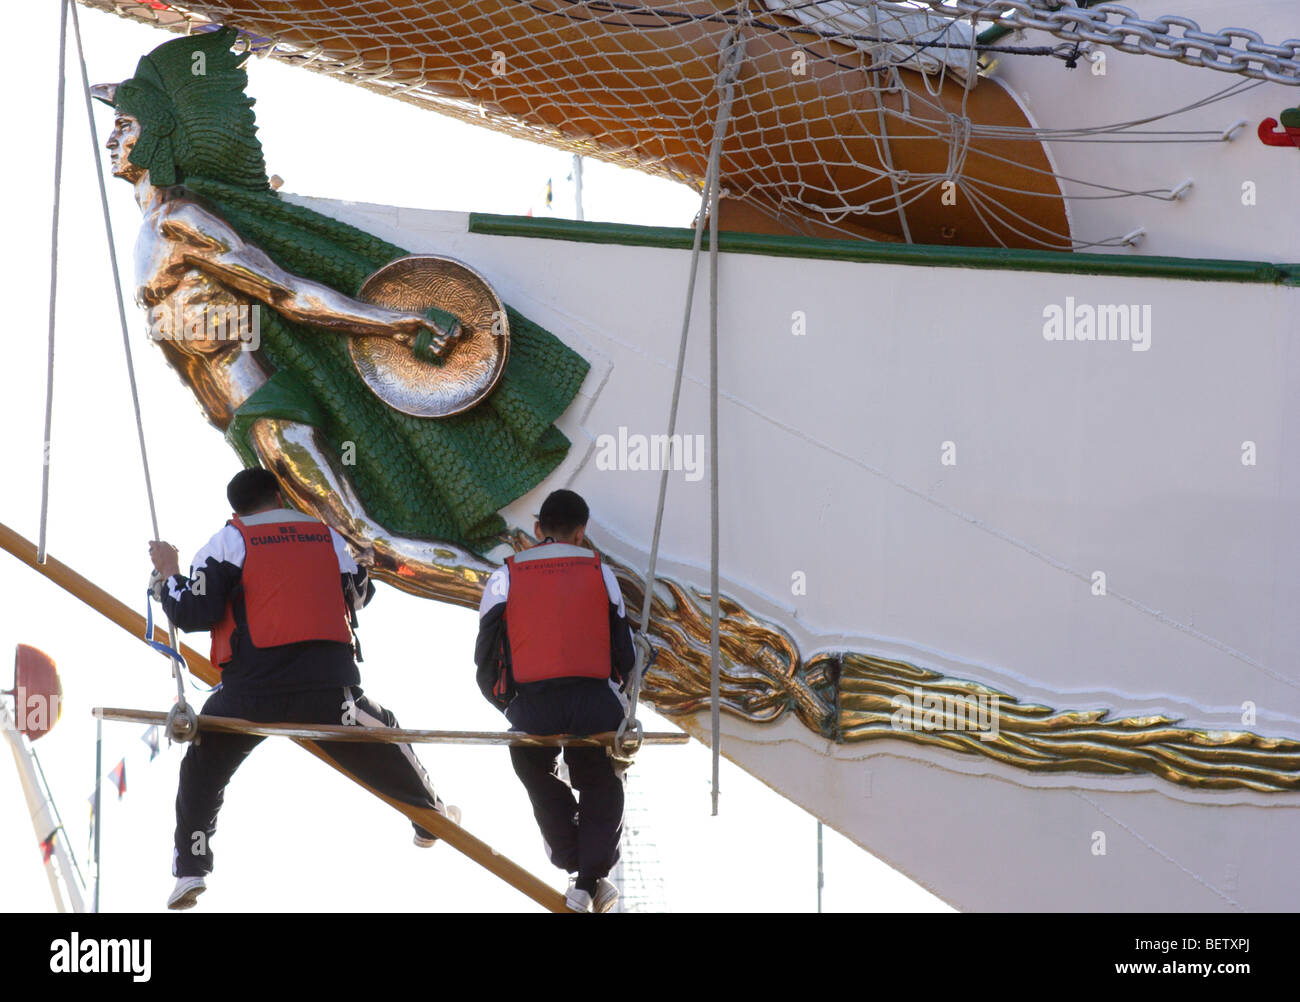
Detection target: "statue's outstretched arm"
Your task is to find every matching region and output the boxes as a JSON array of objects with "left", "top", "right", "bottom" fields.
[{"left": 161, "top": 201, "right": 455, "bottom": 353}]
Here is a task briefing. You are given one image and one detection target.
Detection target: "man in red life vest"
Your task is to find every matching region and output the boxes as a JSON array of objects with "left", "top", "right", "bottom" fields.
[
  {"left": 148, "top": 468, "right": 458, "bottom": 910},
  {"left": 475, "top": 489, "right": 637, "bottom": 913}
]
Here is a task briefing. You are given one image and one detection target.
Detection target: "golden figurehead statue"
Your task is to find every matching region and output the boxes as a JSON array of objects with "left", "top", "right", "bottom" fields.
[{"left": 94, "top": 27, "right": 591, "bottom": 604}]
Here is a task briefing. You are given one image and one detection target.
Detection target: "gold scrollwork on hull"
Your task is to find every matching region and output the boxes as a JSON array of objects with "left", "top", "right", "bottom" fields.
[
  {"left": 834, "top": 653, "right": 1300, "bottom": 793},
  {"left": 607, "top": 560, "right": 1300, "bottom": 794}
]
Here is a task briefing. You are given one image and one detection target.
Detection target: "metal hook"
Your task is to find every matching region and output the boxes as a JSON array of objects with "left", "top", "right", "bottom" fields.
[{"left": 164, "top": 702, "right": 199, "bottom": 744}]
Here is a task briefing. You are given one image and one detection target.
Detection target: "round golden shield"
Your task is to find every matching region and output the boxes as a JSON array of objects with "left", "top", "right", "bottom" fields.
[{"left": 351, "top": 255, "right": 509, "bottom": 417}]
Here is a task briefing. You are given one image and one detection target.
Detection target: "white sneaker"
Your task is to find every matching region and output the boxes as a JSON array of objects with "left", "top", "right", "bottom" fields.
[
  {"left": 167, "top": 875, "right": 206, "bottom": 911},
  {"left": 565, "top": 886, "right": 593, "bottom": 913},
  {"left": 414, "top": 805, "right": 462, "bottom": 847},
  {"left": 592, "top": 877, "right": 620, "bottom": 914}
]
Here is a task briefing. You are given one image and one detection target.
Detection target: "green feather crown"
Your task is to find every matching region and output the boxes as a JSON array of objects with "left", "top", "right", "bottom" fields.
[{"left": 97, "top": 26, "right": 269, "bottom": 190}]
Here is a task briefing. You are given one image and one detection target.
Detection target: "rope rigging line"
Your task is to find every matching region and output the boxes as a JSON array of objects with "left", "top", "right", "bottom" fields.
[
  {"left": 875, "top": 64, "right": 1260, "bottom": 136},
  {"left": 959, "top": 80, "right": 1263, "bottom": 142},
  {"left": 38, "top": 0, "right": 70, "bottom": 567},
  {"left": 623, "top": 21, "right": 745, "bottom": 816},
  {"left": 705, "top": 26, "right": 735, "bottom": 818},
  {"left": 957, "top": 179, "right": 1156, "bottom": 250},
  {"left": 869, "top": 81, "right": 1255, "bottom": 162},
  {"left": 66, "top": 0, "right": 196, "bottom": 739},
  {"left": 865, "top": 0, "right": 914, "bottom": 243}
]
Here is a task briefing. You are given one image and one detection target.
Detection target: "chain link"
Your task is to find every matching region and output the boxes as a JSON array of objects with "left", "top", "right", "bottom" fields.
[{"left": 898, "top": 1, "right": 1300, "bottom": 84}]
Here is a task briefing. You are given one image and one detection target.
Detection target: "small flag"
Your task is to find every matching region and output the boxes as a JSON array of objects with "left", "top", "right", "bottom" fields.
[
  {"left": 545, "top": 178, "right": 553, "bottom": 209},
  {"left": 87, "top": 792, "right": 97, "bottom": 852},
  {"left": 141, "top": 725, "right": 160, "bottom": 762},
  {"left": 40, "top": 832, "right": 56, "bottom": 863},
  {"left": 108, "top": 759, "right": 126, "bottom": 800}
]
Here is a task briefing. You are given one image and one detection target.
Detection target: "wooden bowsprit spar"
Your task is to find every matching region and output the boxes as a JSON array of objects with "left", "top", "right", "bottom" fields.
[
  {"left": 1, "top": 520, "right": 684, "bottom": 912},
  {"left": 92, "top": 708, "right": 689, "bottom": 747}
]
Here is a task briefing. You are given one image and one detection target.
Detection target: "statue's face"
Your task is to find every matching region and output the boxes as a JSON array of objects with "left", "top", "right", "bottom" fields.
[{"left": 106, "top": 113, "right": 146, "bottom": 182}]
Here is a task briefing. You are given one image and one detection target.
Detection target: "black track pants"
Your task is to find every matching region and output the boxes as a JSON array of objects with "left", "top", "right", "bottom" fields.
[
  {"left": 173, "top": 685, "right": 446, "bottom": 877},
  {"left": 506, "top": 679, "right": 626, "bottom": 889}
]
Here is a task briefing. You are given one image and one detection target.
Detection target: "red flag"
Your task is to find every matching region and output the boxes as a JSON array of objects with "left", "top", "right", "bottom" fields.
[
  {"left": 40, "top": 833, "right": 55, "bottom": 863},
  {"left": 108, "top": 759, "right": 126, "bottom": 800},
  {"left": 13, "top": 644, "right": 62, "bottom": 741}
]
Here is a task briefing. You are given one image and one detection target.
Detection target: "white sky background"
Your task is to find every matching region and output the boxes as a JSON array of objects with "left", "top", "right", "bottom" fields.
[{"left": 0, "top": 4, "right": 950, "bottom": 914}]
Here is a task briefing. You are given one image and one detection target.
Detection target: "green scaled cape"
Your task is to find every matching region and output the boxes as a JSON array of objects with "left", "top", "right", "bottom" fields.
[
  {"left": 104, "top": 28, "right": 588, "bottom": 554},
  {"left": 195, "top": 178, "right": 588, "bottom": 554}
]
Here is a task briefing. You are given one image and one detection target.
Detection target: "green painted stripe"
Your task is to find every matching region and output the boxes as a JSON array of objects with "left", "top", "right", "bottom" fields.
[
  {"left": 975, "top": 22, "right": 1015, "bottom": 46},
  {"left": 468, "top": 213, "right": 1300, "bottom": 287}
]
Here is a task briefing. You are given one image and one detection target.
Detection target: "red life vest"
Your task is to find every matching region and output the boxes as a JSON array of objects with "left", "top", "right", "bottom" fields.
[
  {"left": 210, "top": 513, "right": 352, "bottom": 667},
  {"left": 504, "top": 546, "right": 612, "bottom": 684}
]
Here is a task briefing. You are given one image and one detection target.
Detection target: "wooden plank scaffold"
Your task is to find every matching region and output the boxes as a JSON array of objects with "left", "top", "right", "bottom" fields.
[
  {"left": 92, "top": 707, "right": 688, "bottom": 747},
  {"left": 0, "top": 520, "right": 685, "bottom": 913}
]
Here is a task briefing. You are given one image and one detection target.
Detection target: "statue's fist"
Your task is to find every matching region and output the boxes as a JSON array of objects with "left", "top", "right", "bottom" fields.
[{"left": 392, "top": 312, "right": 459, "bottom": 362}]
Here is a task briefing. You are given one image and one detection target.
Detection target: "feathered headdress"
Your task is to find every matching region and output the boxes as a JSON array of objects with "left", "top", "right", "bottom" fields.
[{"left": 93, "top": 26, "right": 269, "bottom": 190}]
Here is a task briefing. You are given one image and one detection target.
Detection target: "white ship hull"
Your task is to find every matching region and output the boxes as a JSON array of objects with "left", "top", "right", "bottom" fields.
[{"left": 300, "top": 194, "right": 1300, "bottom": 910}]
